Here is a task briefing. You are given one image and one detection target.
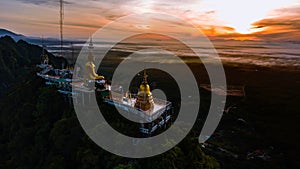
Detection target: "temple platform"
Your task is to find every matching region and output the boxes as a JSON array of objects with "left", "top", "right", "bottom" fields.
[{"left": 103, "top": 90, "right": 172, "bottom": 122}]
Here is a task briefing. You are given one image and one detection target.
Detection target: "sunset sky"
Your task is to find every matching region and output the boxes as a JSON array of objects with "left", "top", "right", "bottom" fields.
[{"left": 1, "top": 0, "right": 300, "bottom": 41}]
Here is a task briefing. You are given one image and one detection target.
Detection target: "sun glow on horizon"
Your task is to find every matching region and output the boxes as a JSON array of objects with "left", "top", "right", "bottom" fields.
[
  {"left": 202, "top": 0, "right": 298, "bottom": 34},
  {"left": 137, "top": 0, "right": 154, "bottom": 13}
]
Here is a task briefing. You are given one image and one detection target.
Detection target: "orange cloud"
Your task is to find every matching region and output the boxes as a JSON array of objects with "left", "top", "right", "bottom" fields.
[
  {"left": 250, "top": 6, "right": 300, "bottom": 41},
  {"left": 203, "top": 5, "right": 300, "bottom": 41}
]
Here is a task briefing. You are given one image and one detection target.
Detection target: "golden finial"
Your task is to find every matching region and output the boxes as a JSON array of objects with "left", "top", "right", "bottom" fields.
[
  {"left": 134, "top": 69, "right": 154, "bottom": 111},
  {"left": 143, "top": 69, "right": 148, "bottom": 84}
]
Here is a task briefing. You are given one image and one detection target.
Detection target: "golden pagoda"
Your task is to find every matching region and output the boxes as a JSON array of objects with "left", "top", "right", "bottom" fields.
[{"left": 134, "top": 70, "right": 154, "bottom": 111}]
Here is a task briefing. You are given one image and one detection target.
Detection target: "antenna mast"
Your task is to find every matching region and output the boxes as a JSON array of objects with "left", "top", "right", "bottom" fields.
[
  {"left": 41, "top": 35, "right": 45, "bottom": 64},
  {"left": 71, "top": 42, "right": 74, "bottom": 65},
  {"left": 60, "top": 0, "right": 64, "bottom": 57},
  {"left": 42, "top": 35, "right": 45, "bottom": 56}
]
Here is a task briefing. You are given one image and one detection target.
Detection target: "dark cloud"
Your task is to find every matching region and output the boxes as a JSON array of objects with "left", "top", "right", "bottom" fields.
[
  {"left": 252, "top": 16, "right": 300, "bottom": 30},
  {"left": 272, "top": 5, "right": 300, "bottom": 15},
  {"left": 249, "top": 5, "right": 300, "bottom": 41},
  {"left": 253, "top": 5, "right": 300, "bottom": 28},
  {"left": 46, "top": 21, "right": 100, "bottom": 29},
  {"left": 16, "top": 0, "right": 51, "bottom": 5},
  {"left": 16, "top": 0, "right": 73, "bottom": 6},
  {"left": 209, "top": 5, "right": 300, "bottom": 41}
]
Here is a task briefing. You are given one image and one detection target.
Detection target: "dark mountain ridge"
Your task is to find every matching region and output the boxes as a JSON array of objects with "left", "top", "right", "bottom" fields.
[
  {"left": 0, "top": 35, "right": 67, "bottom": 97},
  {"left": 0, "top": 28, "right": 29, "bottom": 42}
]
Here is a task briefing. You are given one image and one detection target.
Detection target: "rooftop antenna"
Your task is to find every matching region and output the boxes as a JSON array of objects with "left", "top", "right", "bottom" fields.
[
  {"left": 60, "top": 0, "right": 64, "bottom": 58},
  {"left": 41, "top": 35, "right": 46, "bottom": 64},
  {"left": 71, "top": 42, "right": 74, "bottom": 65},
  {"left": 42, "top": 35, "right": 45, "bottom": 56}
]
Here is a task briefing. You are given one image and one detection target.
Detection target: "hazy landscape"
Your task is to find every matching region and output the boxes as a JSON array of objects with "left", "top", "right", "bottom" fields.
[
  {"left": 1, "top": 0, "right": 300, "bottom": 168},
  {"left": 1, "top": 29, "right": 300, "bottom": 168}
]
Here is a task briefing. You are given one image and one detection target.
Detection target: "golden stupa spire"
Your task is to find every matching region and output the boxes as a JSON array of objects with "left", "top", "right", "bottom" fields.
[
  {"left": 134, "top": 69, "right": 154, "bottom": 111},
  {"left": 143, "top": 69, "right": 148, "bottom": 84}
]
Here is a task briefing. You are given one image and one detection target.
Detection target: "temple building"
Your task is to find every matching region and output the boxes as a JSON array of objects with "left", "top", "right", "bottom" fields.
[
  {"left": 37, "top": 36, "right": 172, "bottom": 135},
  {"left": 134, "top": 70, "right": 154, "bottom": 111}
]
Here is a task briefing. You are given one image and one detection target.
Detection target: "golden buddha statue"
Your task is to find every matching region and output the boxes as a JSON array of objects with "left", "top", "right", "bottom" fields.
[
  {"left": 84, "top": 51, "right": 104, "bottom": 81},
  {"left": 134, "top": 70, "right": 154, "bottom": 111},
  {"left": 44, "top": 54, "right": 49, "bottom": 65}
]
